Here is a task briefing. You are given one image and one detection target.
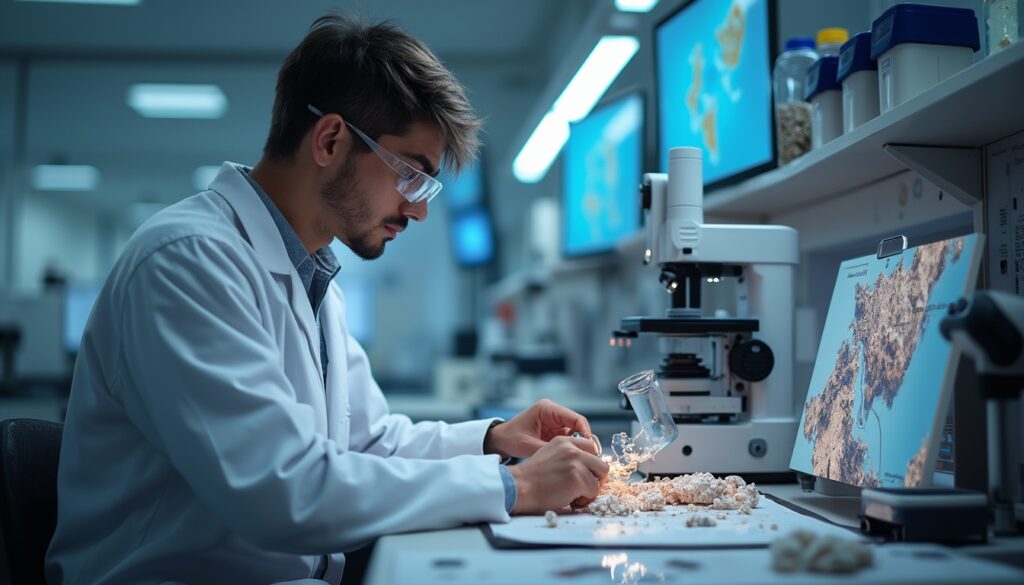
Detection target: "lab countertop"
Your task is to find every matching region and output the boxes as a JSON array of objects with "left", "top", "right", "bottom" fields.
[{"left": 363, "top": 483, "right": 1024, "bottom": 585}]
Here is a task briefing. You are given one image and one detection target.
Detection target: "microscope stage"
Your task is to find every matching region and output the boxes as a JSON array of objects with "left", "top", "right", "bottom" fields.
[{"left": 620, "top": 317, "right": 759, "bottom": 334}]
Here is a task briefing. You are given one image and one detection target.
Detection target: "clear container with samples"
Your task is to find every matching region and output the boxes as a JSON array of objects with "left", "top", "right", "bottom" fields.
[
  {"left": 837, "top": 32, "right": 879, "bottom": 133},
  {"left": 617, "top": 369, "right": 678, "bottom": 460},
  {"left": 984, "top": 0, "right": 1021, "bottom": 55},
  {"left": 772, "top": 37, "right": 818, "bottom": 165},
  {"left": 870, "top": 3, "right": 981, "bottom": 114},
  {"left": 816, "top": 27, "right": 850, "bottom": 56},
  {"left": 805, "top": 55, "right": 843, "bottom": 149}
]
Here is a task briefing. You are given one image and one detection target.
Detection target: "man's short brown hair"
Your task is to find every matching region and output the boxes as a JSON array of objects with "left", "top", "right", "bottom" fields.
[{"left": 264, "top": 12, "right": 481, "bottom": 172}]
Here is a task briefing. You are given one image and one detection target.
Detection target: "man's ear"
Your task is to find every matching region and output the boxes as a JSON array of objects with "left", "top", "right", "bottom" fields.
[{"left": 310, "top": 114, "right": 348, "bottom": 167}]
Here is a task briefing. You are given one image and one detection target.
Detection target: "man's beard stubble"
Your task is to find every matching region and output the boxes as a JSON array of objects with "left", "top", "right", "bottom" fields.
[{"left": 321, "top": 158, "right": 407, "bottom": 261}]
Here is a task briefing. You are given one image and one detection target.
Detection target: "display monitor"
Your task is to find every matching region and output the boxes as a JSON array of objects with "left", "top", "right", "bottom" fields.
[
  {"left": 562, "top": 91, "right": 644, "bottom": 258},
  {"left": 450, "top": 206, "right": 495, "bottom": 267},
  {"left": 655, "top": 0, "right": 775, "bottom": 188},
  {"left": 790, "top": 234, "right": 983, "bottom": 488}
]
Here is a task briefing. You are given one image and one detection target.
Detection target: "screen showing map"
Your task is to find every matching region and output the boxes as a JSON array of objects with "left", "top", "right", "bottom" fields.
[
  {"left": 791, "top": 235, "right": 982, "bottom": 488},
  {"left": 656, "top": 0, "right": 773, "bottom": 186},
  {"left": 563, "top": 92, "right": 643, "bottom": 257}
]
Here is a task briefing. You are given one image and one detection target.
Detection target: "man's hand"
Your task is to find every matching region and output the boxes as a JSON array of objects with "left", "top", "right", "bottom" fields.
[
  {"left": 506, "top": 435, "right": 609, "bottom": 514},
  {"left": 484, "top": 399, "right": 592, "bottom": 459}
]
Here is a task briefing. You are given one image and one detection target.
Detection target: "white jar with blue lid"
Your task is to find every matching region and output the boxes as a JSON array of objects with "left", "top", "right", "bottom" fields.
[
  {"left": 838, "top": 32, "right": 879, "bottom": 133},
  {"left": 805, "top": 56, "right": 843, "bottom": 149},
  {"left": 871, "top": 3, "right": 980, "bottom": 113}
]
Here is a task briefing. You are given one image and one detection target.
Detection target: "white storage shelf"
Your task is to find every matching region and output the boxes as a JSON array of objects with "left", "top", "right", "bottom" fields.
[{"left": 705, "top": 42, "right": 1024, "bottom": 216}]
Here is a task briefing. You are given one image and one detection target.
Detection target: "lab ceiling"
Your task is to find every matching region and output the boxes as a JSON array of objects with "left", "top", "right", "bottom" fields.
[{"left": 0, "top": 0, "right": 588, "bottom": 217}]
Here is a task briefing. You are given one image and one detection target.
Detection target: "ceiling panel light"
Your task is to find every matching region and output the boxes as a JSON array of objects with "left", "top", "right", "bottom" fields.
[
  {"left": 31, "top": 164, "right": 100, "bottom": 191},
  {"left": 513, "top": 35, "right": 639, "bottom": 184},
  {"left": 553, "top": 36, "right": 639, "bottom": 123},
  {"left": 127, "top": 84, "right": 227, "bottom": 119},
  {"left": 192, "top": 165, "right": 221, "bottom": 191},
  {"left": 512, "top": 112, "right": 570, "bottom": 184},
  {"left": 615, "top": 0, "right": 660, "bottom": 12}
]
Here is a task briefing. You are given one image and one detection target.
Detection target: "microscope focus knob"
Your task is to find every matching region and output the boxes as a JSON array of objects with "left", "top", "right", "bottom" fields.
[{"left": 730, "top": 339, "right": 774, "bottom": 382}]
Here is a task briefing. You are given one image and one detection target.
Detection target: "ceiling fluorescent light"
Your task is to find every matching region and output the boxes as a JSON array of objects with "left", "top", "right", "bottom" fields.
[
  {"left": 127, "top": 84, "right": 227, "bottom": 119},
  {"left": 512, "top": 112, "right": 570, "bottom": 184},
  {"left": 17, "top": 0, "right": 141, "bottom": 5},
  {"left": 31, "top": 164, "right": 100, "bottom": 191},
  {"left": 513, "top": 35, "right": 639, "bottom": 184},
  {"left": 553, "top": 35, "right": 639, "bottom": 123},
  {"left": 615, "top": 0, "right": 660, "bottom": 12},
  {"left": 192, "top": 165, "right": 221, "bottom": 191}
]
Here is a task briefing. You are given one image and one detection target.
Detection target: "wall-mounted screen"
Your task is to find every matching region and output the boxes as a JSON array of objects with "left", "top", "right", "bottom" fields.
[
  {"left": 562, "top": 92, "right": 644, "bottom": 258},
  {"left": 656, "top": 0, "right": 775, "bottom": 188}
]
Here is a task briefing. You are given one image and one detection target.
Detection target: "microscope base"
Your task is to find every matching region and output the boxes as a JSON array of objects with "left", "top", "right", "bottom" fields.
[{"left": 637, "top": 418, "right": 798, "bottom": 477}]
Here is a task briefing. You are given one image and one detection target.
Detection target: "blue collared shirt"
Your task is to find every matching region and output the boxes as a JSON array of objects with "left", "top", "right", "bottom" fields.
[{"left": 244, "top": 168, "right": 516, "bottom": 514}]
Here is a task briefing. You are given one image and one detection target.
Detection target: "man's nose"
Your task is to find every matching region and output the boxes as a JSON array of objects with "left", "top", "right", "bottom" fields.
[{"left": 401, "top": 198, "right": 428, "bottom": 222}]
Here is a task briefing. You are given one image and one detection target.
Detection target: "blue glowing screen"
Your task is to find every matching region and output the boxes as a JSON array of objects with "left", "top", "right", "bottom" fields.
[
  {"left": 656, "top": 0, "right": 773, "bottom": 185},
  {"left": 451, "top": 207, "right": 494, "bottom": 266},
  {"left": 563, "top": 93, "right": 643, "bottom": 257}
]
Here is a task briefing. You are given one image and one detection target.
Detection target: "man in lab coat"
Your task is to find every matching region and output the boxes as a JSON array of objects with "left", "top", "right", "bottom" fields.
[{"left": 45, "top": 13, "right": 609, "bottom": 585}]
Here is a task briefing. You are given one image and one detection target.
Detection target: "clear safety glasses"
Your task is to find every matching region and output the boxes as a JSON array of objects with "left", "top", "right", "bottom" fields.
[{"left": 307, "top": 104, "right": 442, "bottom": 204}]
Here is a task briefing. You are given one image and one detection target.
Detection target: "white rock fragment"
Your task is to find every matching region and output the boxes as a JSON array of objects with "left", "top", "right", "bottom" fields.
[
  {"left": 715, "top": 512, "right": 727, "bottom": 520},
  {"left": 639, "top": 490, "right": 666, "bottom": 512},
  {"left": 739, "top": 504, "right": 753, "bottom": 515},
  {"left": 770, "top": 530, "right": 873, "bottom": 574},
  {"left": 544, "top": 510, "right": 558, "bottom": 528},
  {"left": 686, "top": 514, "right": 718, "bottom": 528},
  {"left": 588, "top": 494, "right": 639, "bottom": 517}
]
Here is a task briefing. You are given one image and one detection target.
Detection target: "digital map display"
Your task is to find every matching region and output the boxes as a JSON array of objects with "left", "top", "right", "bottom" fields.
[
  {"left": 563, "top": 93, "right": 642, "bottom": 257},
  {"left": 791, "top": 235, "right": 981, "bottom": 487},
  {"left": 656, "top": 0, "right": 773, "bottom": 184}
]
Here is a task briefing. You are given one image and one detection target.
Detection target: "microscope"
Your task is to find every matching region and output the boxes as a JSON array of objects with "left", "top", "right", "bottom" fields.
[
  {"left": 612, "top": 147, "right": 799, "bottom": 478},
  {"left": 941, "top": 290, "right": 1024, "bottom": 535}
]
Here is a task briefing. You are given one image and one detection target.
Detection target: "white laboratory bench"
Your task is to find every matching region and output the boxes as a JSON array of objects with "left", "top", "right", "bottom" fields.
[{"left": 363, "top": 483, "right": 1024, "bottom": 585}]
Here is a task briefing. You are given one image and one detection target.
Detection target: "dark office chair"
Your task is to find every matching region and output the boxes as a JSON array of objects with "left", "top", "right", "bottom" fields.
[{"left": 0, "top": 419, "right": 63, "bottom": 585}]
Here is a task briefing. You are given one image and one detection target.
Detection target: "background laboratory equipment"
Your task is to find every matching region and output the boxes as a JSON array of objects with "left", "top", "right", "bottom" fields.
[
  {"left": 984, "top": 0, "right": 1021, "bottom": 56},
  {"left": 773, "top": 38, "right": 818, "bottom": 165}
]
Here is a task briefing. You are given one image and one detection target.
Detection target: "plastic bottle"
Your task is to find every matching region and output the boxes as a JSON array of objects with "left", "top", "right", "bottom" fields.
[
  {"left": 816, "top": 27, "right": 850, "bottom": 57},
  {"left": 773, "top": 37, "right": 818, "bottom": 165}
]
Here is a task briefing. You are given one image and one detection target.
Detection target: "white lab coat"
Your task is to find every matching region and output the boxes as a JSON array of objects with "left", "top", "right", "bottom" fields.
[{"left": 45, "top": 162, "right": 510, "bottom": 585}]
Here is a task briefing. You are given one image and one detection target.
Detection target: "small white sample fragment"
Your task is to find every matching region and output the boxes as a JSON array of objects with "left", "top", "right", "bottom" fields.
[
  {"left": 770, "top": 530, "right": 873, "bottom": 574},
  {"left": 544, "top": 510, "right": 558, "bottom": 528},
  {"left": 685, "top": 514, "right": 717, "bottom": 527}
]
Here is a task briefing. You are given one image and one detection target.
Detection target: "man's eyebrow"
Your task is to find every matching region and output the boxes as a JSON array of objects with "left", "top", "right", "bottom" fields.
[{"left": 403, "top": 152, "right": 439, "bottom": 178}]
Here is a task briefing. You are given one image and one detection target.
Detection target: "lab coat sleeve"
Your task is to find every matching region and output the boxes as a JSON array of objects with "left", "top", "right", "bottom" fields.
[
  {"left": 113, "top": 236, "right": 510, "bottom": 554},
  {"left": 342, "top": 325, "right": 496, "bottom": 459}
]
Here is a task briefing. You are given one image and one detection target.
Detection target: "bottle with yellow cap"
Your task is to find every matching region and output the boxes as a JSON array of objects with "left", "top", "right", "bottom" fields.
[{"left": 816, "top": 27, "right": 850, "bottom": 57}]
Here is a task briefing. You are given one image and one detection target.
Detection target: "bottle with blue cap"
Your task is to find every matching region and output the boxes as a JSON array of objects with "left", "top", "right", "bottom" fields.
[{"left": 773, "top": 37, "right": 818, "bottom": 165}]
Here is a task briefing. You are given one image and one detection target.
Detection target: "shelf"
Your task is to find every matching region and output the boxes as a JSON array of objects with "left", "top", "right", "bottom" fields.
[{"left": 704, "top": 42, "right": 1024, "bottom": 216}]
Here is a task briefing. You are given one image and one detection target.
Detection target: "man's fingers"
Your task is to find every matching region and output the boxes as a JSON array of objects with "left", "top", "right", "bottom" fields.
[
  {"left": 567, "top": 436, "right": 599, "bottom": 456},
  {"left": 579, "top": 450, "right": 610, "bottom": 479},
  {"left": 537, "top": 401, "right": 592, "bottom": 437}
]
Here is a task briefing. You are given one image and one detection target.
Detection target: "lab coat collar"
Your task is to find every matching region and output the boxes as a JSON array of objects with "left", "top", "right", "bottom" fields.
[
  {"left": 209, "top": 161, "right": 326, "bottom": 385},
  {"left": 208, "top": 161, "right": 295, "bottom": 276}
]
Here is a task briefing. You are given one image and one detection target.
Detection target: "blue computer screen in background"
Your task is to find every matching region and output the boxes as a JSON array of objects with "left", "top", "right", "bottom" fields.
[
  {"left": 450, "top": 206, "right": 494, "bottom": 267},
  {"left": 562, "top": 92, "right": 643, "bottom": 258},
  {"left": 656, "top": 0, "right": 774, "bottom": 187}
]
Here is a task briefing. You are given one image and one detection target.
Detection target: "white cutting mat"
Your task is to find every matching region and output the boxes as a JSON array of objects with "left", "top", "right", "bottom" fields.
[
  {"left": 486, "top": 496, "right": 858, "bottom": 548},
  {"left": 389, "top": 544, "right": 1024, "bottom": 585}
]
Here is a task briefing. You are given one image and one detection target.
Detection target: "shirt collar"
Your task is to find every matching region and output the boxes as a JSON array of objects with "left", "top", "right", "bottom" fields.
[{"left": 241, "top": 167, "right": 340, "bottom": 289}]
